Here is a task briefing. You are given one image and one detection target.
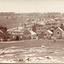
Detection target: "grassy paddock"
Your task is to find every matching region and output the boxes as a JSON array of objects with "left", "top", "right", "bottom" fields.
[{"left": 0, "top": 39, "right": 64, "bottom": 49}]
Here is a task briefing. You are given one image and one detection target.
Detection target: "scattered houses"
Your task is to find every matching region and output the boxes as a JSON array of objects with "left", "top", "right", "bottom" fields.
[{"left": 6, "top": 18, "right": 64, "bottom": 41}]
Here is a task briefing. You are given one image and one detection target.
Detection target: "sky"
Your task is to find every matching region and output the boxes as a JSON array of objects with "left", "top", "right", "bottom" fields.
[{"left": 0, "top": 0, "right": 64, "bottom": 13}]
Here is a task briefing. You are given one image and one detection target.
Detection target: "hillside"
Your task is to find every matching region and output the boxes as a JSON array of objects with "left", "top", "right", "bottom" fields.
[{"left": 0, "top": 12, "right": 64, "bottom": 29}]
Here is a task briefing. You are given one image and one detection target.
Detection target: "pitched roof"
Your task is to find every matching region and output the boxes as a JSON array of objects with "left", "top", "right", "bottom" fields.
[
  {"left": 0, "top": 30, "right": 10, "bottom": 37},
  {"left": 47, "top": 30, "right": 53, "bottom": 34},
  {"left": 0, "top": 30, "right": 4, "bottom": 34},
  {"left": 29, "top": 30, "right": 36, "bottom": 35},
  {"left": 44, "top": 30, "right": 53, "bottom": 34},
  {"left": 7, "top": 26, "right": 24, "bottom": 32},
  {"left": 57, "top": 27, "right": 64, "bottom": 32},
  {"left": 23, "top": 29, "right": 31, "bottom": 35},
  {"left": 37, "top": 22, "right": 45, "bottom": 25}
]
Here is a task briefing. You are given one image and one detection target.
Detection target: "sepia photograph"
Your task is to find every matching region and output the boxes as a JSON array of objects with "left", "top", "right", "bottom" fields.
[{"left": 0, "top": 0, "right": 64, "bottom": 63}]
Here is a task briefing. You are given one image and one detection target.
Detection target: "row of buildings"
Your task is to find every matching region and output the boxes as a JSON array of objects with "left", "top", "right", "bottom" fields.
[
  {"left": 0, "top": 19, "right": 64, "bottom": 41},
  {"left": 7, "top": 20, "right": 64, "bottom": 40}
]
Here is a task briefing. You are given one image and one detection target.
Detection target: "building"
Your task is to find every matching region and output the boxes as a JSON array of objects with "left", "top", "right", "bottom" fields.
[
  {"left": 29, "top": 30, "right": 36, "bottom": 39},
  {"left": 35, "top": 23, "right": 44, "bottom": 34},
  {"left": 54, "top": 27, "right": 64, "bottom": 39},
  {"left": 22, "top": 29, "right": 37, "bottom": 40},
  {"left": 44, "top": 30, "right": 53, "bottom": 39},
  {"left": 22, "top": 29, "right": 31, "bottom": 40},
  {"left": 7, "top": 25, "right": 24, "bottom": 40},
  {"left": 0, "top": 26, "right": 10, "bottom": 41}
]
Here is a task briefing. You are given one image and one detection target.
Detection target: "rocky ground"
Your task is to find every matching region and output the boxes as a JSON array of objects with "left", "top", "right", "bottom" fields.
[{"left": 0, "top": 39, "right": 64, "bottom": 63}]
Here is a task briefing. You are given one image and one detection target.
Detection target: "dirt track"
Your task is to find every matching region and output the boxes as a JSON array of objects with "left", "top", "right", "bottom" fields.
[{"left": 0, "top": 39, "right": 64, "bottom": 63}]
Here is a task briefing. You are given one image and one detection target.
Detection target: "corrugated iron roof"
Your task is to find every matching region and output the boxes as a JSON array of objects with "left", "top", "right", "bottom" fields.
[
  {"left": 47, "top": 30, "right": 53, "bottom": 34},
  {"left": 7, "top": 26, "right": 24, "bottom": 32},
  {"left": 30, "top": 30, "right": 36, "bottom": 35}
]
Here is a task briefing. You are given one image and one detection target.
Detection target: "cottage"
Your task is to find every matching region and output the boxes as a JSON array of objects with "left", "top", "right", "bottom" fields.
[{"left": 54, "top": 27, "right": 64, "bottom": 39}]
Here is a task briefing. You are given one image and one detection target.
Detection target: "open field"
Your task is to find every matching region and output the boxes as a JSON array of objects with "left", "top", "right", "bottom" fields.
[{"left": 0, "top": 39, "right": 64, "bottom": 63}]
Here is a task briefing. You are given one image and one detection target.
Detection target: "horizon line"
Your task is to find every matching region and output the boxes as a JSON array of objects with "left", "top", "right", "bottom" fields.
[{"left": 0, "top": 11, "right": 64, "bottom": 14}]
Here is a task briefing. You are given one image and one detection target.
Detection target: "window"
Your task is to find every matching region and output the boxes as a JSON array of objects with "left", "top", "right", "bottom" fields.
[{"left": 57, "top": 32, "right": 59, "bottom": 34}]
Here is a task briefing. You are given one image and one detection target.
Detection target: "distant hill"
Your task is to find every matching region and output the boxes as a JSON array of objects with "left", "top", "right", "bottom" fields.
[
  {"left": 0, "top": 12, "right": 64, "bottom": 29},
  {"left": 0, "top": 12, "right": 27, "bottom": 29}
]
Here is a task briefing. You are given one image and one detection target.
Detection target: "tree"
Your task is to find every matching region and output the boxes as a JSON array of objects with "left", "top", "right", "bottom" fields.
[{"left": 60, "top": 23, "right": 64, "bottom": 30}]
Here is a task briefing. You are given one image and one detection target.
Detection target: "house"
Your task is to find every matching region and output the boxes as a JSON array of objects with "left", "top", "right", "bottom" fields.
[
  {"left": 7, "top": 24, "right": 24, "bottom": 33},
  {"left": 44, "top": 30, "right": 53, "bottom": 39},
  {"left": 22, "top": 29, "right": 37, "bottom": 40},
  {"left": 7, "top": 23, "right": 37, "bottom": 40},
  {"left": 29, "top": 30, "right": 36, "bottom": 39},
  {"left": 35, "top": 23, "right": 44, "bottom": 34},
  {"left": 35, "top": 22, "right": 49, "bottom": 39},
  {"left": 54, "top": 27, "right": 64, "bottom": 39},
  {"left": 35, "top": 22, "right": 55, "bottom": 39},
  {"left": 22, "top": 29, "right": 31, "bottom": 40},
  {"left": 35, "top": 22, "right": 57, "bottom": 34},
  {"left": 24, "top": 22, "right": 34, "bottom": 31},
  {"left": 7, "top": 25, "right": 24, "bottom": 40}
]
